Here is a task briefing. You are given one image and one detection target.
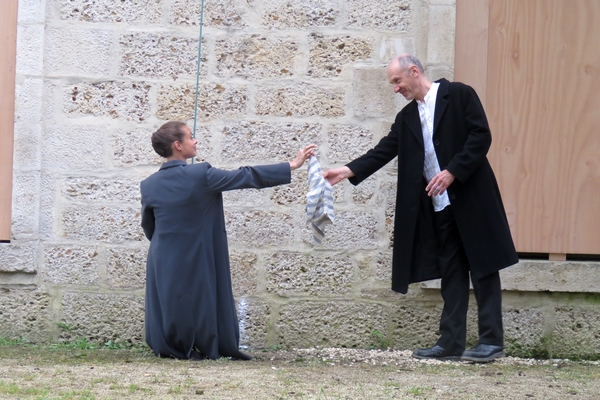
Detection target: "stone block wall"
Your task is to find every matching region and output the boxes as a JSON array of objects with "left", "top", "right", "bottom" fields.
[{"left": 2, "top": 0, "right": 599, "bottom": 359}]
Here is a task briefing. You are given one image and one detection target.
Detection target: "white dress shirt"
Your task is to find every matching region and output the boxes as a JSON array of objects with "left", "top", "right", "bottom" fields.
[{"left": 417, "top": 82, "right": 450, "bottom": 212}]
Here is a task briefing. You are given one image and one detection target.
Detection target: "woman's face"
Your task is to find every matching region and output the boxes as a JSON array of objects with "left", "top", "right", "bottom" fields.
[{"left": 178, "top": 126, "right": 198, "bottom": 159}]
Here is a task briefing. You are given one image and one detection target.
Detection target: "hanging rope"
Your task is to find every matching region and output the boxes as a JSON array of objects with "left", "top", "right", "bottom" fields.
[{"left": 191, "top": 0, "right": 207, "bottom": 163}]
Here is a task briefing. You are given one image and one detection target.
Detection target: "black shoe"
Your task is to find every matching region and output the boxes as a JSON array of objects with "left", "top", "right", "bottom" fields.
[
  {"left": 412, "top": 345, "right": 462, "bottom": 360},
  {"left": 461, "top": 344, "right": 504, "bottom": 362}
]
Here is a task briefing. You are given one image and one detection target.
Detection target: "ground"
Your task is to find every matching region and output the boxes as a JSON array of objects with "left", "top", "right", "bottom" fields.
[{"left": 1, "top": 343, "right": 599, "bottom": 399}]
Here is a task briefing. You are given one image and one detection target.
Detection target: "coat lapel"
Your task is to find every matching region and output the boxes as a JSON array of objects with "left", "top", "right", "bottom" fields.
[
  {"left": 433, "top": 78, "right": 450, "bottom": 135},
  {"left": 404, "top": 101, "right": 424, "bottom": 148}
]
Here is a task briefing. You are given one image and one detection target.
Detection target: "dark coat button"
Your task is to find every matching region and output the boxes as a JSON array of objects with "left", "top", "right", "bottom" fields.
[{"left": 434, "top": 140, "right": 440, "bottom": 146}]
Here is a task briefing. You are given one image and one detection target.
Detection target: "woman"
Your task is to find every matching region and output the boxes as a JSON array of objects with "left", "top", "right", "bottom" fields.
[{"left": 141, "top": 121, "right": 315, "bottom": 360}]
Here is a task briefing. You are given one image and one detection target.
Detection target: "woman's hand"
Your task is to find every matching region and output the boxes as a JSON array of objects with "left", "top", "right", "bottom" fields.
[{"left": 289, "top": 144, "right": 317, "bottom": 170}]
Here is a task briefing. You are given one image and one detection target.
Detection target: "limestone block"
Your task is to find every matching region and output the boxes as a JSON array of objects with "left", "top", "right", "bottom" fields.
[
  {"left": 44, "top": 28, "right": 113, "bottom": 77},
  {"left": 374, "top": 251, "right": 393, "bottom": 282},
  {"left": 465, "top": 304, "right": 480, "bottom": 346},
  {"left": 261, "top": 0, "right": 338, "bottom": 29},
  {"left": 106, "top": 247, "right": 147, "bottom": 289},
  {"left": 380, "top": 181, "right": 397, "bottom": 245},
  {"left": 57, "top": 0, "right": 162, "bottom": 24},
  {"left": 11, "top": 172, "right": 39, "bottom": 238},
  {"left": 427, "top": 65, "right": 453, "bottom": 83},
  {"left": 119, "top": 33, "right": 206, "bottom": 80},
  {"left": 230, "top": 251, "right": 258, "bottom": 296},
  {"left": 191, "top": 126, "right": 214, "bottom": 162},
  {"left": 16, "top": 25, "right": 44, "bottom": 75},
  {"left": 307, "top": 34, "right": 373, "bottom": 78},
  {"left": 427, "top": 5, "right": 456, "bottom": 66},
  {"left": 220, "top": 121, "right": 322, "bottom": 162},
  {"left": 62, "top": 176, "right": 142, "bottom": 202},
  {"left": 391, "top": 304, "right": 442, "bottom": 349},
  {"left": 111, "top": 128, "right": 164, "bottom": 167},
  {"left": 64, "top": 81, "right": 152, "bottom": 121},
  {"left": 503, "top": 308, "right": 547, "bottom": 357},
  {"left": 265, "top": 251, "right": 353, "bottom": 296},
  {"left": 544, "top": 261, "right": 594, "bottom": 292},
  {"left": 15, "top": 78, "right": 43, "bottom": 122},
  {"left": 157, "top": 82, "right": 248, "bottom": 121},
  {"left": 501, "top": 261, "right": 600, "bottom": 293},
  {"left": 303, "top": 211, "right": 380, "bottom": 250},
  {"left": 256, "top": 83, "right": 345, "bottom": 117},
  {"left": 270, "top": 170, "right": 309, "bottom": 205},
  {"left": 170, "top": 0, "right": 248, "bottom": 28},
  {"left": 552, "top": 307, "right": 600, "bottom": 358},
  {"left": 61, "top": 204, "right": 144, "bottom": 243},
  {"left": 327, "top": 124, "right": 373, "bottom": 163},
  {"left": 38, "top": 173, "right": 56, "bottom": 240},
  {"left": 0, "top": 241, "right": 36, "bottom": 273},
  {"left": 42, "top": 125, "right": 105, "bottom": 171},
  {"left": 237, "top": 298, "right": 270, "bottom": 349},
  {"left": 346, "top": 0, "right": 412, "bottom": 31},
  {"left": 0, "top": 289, "right": 54, "bottom": 343},
  {"left": 18, "top": 0, "right": 46, "bottom": 23},
  {"left": 59, "top": 292, "right": 144, "bottom": 344},
  {"left": 223, "top": 188, "right": 268, "bottom": 208},
  {"left": 225, "top": 211, "right": 294, "bottom": 247},
  {"left": 277, "top": 301, "right": 388, "bottom": 348},
  {"left": 350, "top": 176, "right": 379, "bottom": 205},
  {"left": 353, "top": 67, "right": 406, "bottom": 118},
  {"left": 379, "top": 37, "right": 416, "bottom": 64},
  {"left": 42, "top": 244, "right": 100, "bottom": 285},
  {"left": 12, "top": 123, "right": 41, "bottom": 171},
  {"left": 214, "top": 35, "right": 298, "bottom": 79},
  {"left": 41, "top": 80, "right": 59, "bottom": 123}
]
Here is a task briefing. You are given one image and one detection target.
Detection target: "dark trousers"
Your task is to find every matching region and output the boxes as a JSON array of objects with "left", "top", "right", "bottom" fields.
[{"left": 433, "top": 206, "right": 504, "bottom": 353}]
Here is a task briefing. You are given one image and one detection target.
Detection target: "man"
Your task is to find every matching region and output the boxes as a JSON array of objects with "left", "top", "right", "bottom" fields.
[{"left": 323, "top": 54, "right": 518, "bottom": 362}]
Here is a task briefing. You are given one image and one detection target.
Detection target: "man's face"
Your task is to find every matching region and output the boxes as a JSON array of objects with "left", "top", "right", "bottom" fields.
[
  {"left": 179, "top": 126, "right": 197, "bottom": 159},
  {"left": 388, "top": 64, "right": 418, "bottom": 101}
]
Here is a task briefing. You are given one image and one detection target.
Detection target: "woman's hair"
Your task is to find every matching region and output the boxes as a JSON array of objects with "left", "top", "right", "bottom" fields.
[{"left": 151, "top": 121, "right": 187, "bottom": 158}]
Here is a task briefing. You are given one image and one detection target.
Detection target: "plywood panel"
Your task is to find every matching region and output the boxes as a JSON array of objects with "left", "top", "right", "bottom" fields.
[
  {"left": 486, "top": 0, "right": 600, "bottom": 254},
  {"left": 454, "top": 0, "right": 490, "bottom": 106},
  {"left": 0, "top": 0, "right": 18, "bottom": 242}
]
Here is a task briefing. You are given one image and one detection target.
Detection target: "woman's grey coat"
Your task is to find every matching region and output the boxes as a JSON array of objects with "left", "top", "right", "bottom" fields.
[{"left": 141, "top": 160, "right": 291, "bottom": 359}]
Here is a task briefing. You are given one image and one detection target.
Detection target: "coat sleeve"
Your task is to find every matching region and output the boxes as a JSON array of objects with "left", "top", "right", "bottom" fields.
[
  {"left": 346, "top": 121, "right": 400, "bottom": 185},
  {"left": 140, "top": 182, "right": 155, "bottom": 241},
  {"left": 444, "top": 84, "right": 492, "bottom": 183},
  {"left": 204, "top": 162, "right": 292, "bottom": 192}
]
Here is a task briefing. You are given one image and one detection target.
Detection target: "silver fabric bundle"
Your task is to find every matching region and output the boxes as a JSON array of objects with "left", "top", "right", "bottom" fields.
[{"left": 305, "top": 156, "right": 334, "bottom": 244}]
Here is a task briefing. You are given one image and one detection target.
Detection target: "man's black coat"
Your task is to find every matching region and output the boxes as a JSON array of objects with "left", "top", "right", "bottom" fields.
[{"left": 347, "top": 78, "right": 518, "bottom": 294}]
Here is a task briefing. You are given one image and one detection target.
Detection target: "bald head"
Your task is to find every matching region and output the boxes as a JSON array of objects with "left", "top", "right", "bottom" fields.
[
  {"left": 387, "top": 54, "right": 431, "bottom": 102},
  {"left": 389, "top": 54, "right": 425, "bottom": 74}
]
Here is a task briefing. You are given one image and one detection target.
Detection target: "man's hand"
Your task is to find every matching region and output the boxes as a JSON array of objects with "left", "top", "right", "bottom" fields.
[
  {"left": 322, "top": 166, "right": 355, "bottom": 186},
  {"left": 289, "top": 144, "right": 317, "bottom": 170},
  {"left": 426, "top": 170, "right": 455, "bottom": 197}
]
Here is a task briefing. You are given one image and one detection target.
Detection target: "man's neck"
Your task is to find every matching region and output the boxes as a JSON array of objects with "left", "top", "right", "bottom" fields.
[{"left": 415, "top": 79, "right": 433, "bottom": 102}]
